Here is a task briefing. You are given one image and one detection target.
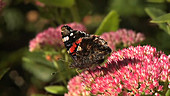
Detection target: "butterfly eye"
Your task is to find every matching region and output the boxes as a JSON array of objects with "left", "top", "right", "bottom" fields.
[
  {"left": 61, "top": 26, "right": 66, "bottom": 32},
  {"left": 61, "top": 25, "right": 74, "bottom": 37},
  {"left": 61, "top": 25, "right": 72, "bottom": 32}
]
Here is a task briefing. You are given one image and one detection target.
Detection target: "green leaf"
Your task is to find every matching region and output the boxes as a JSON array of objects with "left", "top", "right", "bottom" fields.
[
  {"left": 22, "top": 52, "right": 56, "bottom": 82},
  {"left": 95, "top": 10, "right": 119, "bottom": 35},
  {"left": 24, "top": 51, "right": 54, "bottom": 67},
  {"left": 167, "top": 24, "right": 170, "bottom": 35},
  {"left": 0, "top": 68, "right": 10, "bottom": 80},
  {"left": 166, "top": 89, "right": 170, "bottom": 96},
  {"left": 147, "top": 0, "right": 165, "bottom": 3},
  {"left": 145, "top": 7, "right": 167, "bottom": 32},
  {"left": 44, "top": 85, "right": 67, "bottom": 94},
  {"left": 151, "top": 13, "right": 170, "bottom": 23},
  {"left": 39, "top": 0, "right": 75, "bottom": 7},
  {"left": 22, "top": 56, "right": 55, "bottom": 82},
  {"left": 145, "top": 7, "right": 166, "bottom": 19}
]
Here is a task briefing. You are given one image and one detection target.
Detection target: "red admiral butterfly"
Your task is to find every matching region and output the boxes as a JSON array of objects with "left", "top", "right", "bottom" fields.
[{"left": 61, "top": 25, "right": 112, "bottom": 69}]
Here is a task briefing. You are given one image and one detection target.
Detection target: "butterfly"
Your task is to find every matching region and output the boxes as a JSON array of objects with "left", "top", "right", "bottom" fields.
[{"left": 61, "top": 25, "right": 111, "bottom": 69}]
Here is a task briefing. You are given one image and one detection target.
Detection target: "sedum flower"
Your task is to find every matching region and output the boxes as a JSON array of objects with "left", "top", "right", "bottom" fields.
[
  {"left": 65, "top": 45, "right": 169, "bottom": 96},
  {"left": 29, "top": 22, "right": 86, "bottom": 52},
  {"left": 100, "top": 29, "right": 145, "bottom": 51},
  {"left": 65, "top": 76, "right": 90, "bottom": 96},
  {"left": 66, "top": 22, "right": 87, "bottom": 32},
  {"left": 29, "top": 27, "right": 64, "bottom": 52}
]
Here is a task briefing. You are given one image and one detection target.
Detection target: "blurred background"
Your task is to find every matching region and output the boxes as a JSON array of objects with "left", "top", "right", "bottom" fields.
[{"left": 0, "top": 0, "right": 170, "bottom": 96}]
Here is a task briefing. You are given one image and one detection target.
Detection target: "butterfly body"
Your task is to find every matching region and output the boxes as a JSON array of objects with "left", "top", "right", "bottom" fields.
[{"left": 61, "top": 25, "right": 111, "bottom": 69}]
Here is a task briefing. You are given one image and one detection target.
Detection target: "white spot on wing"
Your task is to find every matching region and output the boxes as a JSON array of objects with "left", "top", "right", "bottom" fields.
[
  {"left": 62, "top": 36, "right": 69, "bottom": 42},
  {"left": 77, "top": 46, "right": 82, "bottom": 51},
  {"left": 70, "top": 33, "right": 73, "bottom": 36},
  {"left": 80, "top": 31, "right": 86, "bottom": 35}
]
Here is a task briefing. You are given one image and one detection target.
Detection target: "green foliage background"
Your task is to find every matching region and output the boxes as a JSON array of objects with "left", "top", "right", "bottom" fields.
[{"left": 0, "top": 0, "right": 169, "bottom": 96}]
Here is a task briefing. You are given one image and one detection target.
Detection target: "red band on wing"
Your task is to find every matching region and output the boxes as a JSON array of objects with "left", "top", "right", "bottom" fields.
[
  {"left": 70, "top": 42, "right": 77, "bottom": 53},
  {"left": 72, "top": 52, "right": 76, "bottom": 55},
  {"left": 69, "top": 38, "right": 82, "bottom": 55},
  {"left": 75, "top": 38, "right": 82, "bottom": 44}
]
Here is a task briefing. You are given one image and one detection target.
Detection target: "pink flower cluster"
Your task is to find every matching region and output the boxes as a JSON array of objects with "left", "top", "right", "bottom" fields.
[
  {"left": 29, "top": 22, "right": 86, "bottom": 52},
  {"left": 100, "top": 29, "right": 145, "bottom": 51},
  {"left": 0, "top": 0, "right": 5, "bottom": 11},
  {"left": 65, "top": 76, "right": 90, "bottom": 96},
  {"left": 65, "top": 45, "right": 170, "bottom": 96}
]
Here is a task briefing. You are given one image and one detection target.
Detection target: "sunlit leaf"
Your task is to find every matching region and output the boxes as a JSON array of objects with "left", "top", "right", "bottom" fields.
[
  {"left": 151, "top": 13, "right": 170, "bottom": 23},
  {"left": 39, "top": 0, "right": 75, "bottom": 7},
  {"left": 145, "top": 7, "right": 167, "bottom": 32},
  {"left": 44, "top": 85, "right": 67, "bottom": 94},
  {"left": 167, "top": 24, "right": 170, "bottom": 35},
  {"left": 145, "top": 7, "right": 165, "bottom": 18},
  {"left": 95, "top": 10, "right": 119, "bottom": 35},
  {"left": 166, "top": 89, "right": 170, "bottom": 96}
]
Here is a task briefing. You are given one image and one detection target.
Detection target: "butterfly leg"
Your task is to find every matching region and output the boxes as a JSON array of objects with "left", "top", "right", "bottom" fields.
[{"left": 87, "top": 68, "right": 95, "bottom": 80}]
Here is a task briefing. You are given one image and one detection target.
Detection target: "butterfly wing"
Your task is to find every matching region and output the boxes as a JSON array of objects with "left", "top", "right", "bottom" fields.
[
  {"left": 70, "top": 35, "right": 112, "bottom": 69},
  {"left": 61, "top": 25, "right": 112, "bottom": 69},
  {"left": 61, "top": 25, "right": 89, "bottom": 55}
]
